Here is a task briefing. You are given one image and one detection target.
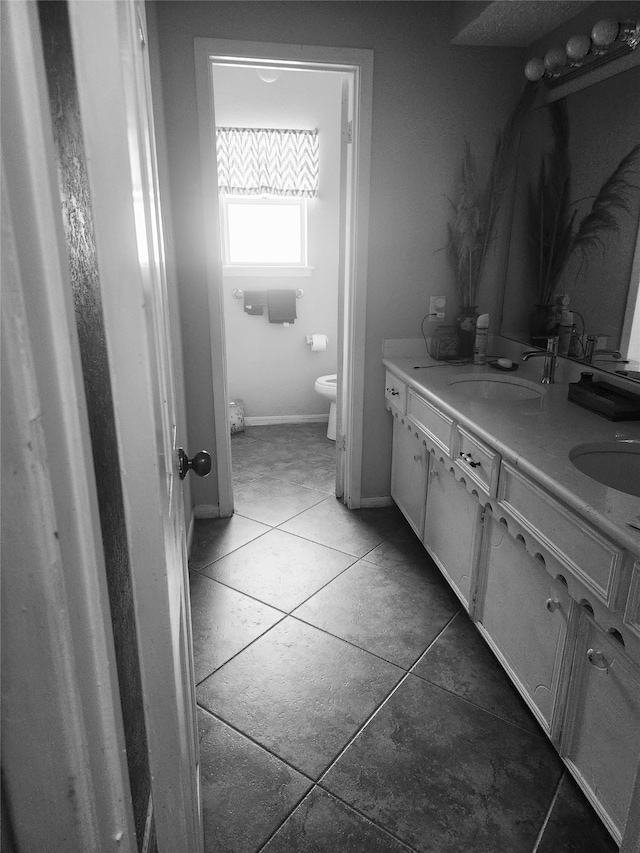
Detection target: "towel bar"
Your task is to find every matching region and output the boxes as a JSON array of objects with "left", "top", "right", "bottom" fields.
[{"left": 232, "top": 288, "right": 303, "bottom": 299}]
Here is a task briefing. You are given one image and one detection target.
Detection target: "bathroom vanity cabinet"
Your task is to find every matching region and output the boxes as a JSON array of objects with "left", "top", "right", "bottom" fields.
[{"left": 384, "top": 360, "right": 640, "bottom": 848}]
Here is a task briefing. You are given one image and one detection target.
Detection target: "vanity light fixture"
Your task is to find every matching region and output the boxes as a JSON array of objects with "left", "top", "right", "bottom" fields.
[{"left": 524, "top": 18, "right": 640, "bottom": 83}]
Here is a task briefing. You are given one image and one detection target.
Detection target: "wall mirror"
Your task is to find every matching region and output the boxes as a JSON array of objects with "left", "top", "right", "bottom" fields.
[{"left": 500, "top": 58, "right": 640, "bottom": 382}]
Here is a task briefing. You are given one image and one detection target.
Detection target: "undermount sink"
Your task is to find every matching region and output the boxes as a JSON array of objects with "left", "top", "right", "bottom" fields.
[
  {"left": 569, "top": 440, "right": 640, "bottom": 497},
  {"left": 446, "top": 373, "right": 543, "bottom": 402}
]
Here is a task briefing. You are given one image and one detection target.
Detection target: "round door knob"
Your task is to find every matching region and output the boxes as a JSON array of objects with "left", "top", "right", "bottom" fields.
[
  {"left": 178, "top": 448, "right": 212, "bottom": 480},
  {"left": 546, "top": 598, "right": 561, "bottom": 613}
]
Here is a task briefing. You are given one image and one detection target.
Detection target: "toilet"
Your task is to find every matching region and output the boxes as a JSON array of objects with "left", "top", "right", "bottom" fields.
[{"left": 314, "top": 374, "right": 337, "bottom": 440}]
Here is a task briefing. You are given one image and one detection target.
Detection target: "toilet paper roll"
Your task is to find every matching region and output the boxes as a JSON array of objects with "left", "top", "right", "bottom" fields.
[{"left": 310, "top": 334, "right": 328, "bottom": 352}]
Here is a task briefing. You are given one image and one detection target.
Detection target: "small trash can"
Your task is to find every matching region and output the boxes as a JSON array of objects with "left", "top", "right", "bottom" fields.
[{"left": 229, "top": 399, "right": 245, "bottom": 435}]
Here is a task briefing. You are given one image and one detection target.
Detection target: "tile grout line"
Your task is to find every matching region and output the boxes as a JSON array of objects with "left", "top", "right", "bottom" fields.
[
  {"left": 254, "top": 783, "right": 421, "bottom": 853},
  {"left": 531, "top": 770, "right": 565, "bottom": 852},
  {"left": 196, "top": 703, "right": 317, "bottom": 787}
]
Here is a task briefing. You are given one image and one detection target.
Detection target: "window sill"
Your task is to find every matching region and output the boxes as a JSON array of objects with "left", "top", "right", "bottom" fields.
[{"left": 222, "top": 265, "right": 313, "bottom": 278}]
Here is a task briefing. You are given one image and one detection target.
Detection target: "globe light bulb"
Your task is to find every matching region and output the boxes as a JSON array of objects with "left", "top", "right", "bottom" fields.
[
  {"left": 524, "top": 57, "right": 546, "bottom": 81},
  {"left": 544, "top": 47, "right": 567, "bottom": 76},
  {"left": 591, "top": 19, "right": 620, "bottom": 51},
  {"left": 566, "top": 34, "right": 591, "bottom": 64}
]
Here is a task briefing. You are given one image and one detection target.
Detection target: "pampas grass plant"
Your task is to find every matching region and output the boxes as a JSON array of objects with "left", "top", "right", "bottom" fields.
[{"left": 529, "top": 99, "right": 640, "bottom": 306}]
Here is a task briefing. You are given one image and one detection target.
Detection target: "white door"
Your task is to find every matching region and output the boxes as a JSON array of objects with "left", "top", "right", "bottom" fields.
[{"left": 68, "top": 2, "right": 203, "bottom": 850}]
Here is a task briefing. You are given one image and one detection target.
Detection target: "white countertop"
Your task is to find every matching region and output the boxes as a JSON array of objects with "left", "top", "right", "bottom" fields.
[{"left": 383, "top": 353, "right": 640, "bottom": 555}]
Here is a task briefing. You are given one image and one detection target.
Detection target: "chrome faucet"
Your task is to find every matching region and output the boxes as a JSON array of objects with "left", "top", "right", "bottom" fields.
[
  {"left": 583, "top": 334, "right": 622, "bottom": 364},
  {"left": 521, "top": 336, "right": 559, "bottom": 384}
]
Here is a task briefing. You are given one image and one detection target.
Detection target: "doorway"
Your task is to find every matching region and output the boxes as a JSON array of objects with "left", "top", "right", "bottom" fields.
[
  {"left": 211, "top": 62, "right": 344, "bottom": 483},
  {"left": 194, "top": 39, "right": 373, "bottom": 515}
]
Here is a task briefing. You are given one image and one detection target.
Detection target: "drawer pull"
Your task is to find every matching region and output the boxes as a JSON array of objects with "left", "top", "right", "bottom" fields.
[
  {"left": 459, "top": 452, "right": 480, "bottom": 468},
  {"left": 386, "top": 387, "right": 399, "bottom": 396},
  {"left": 587, "top": 648, "right": 609, "bottom": 672},
  {"left": 413, "top": 454, "right": 422, "bottom": 463},
  {"left": 546, "top": 598, "right": 561, "bottom": 613}
]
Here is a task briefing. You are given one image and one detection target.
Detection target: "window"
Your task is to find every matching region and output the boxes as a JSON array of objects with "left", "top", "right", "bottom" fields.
[
  {"left": 221, "top": 195, "right": 308, "bottom": 270},
  {"left": 216, "top": 127, "right": 317, "bottom": 274}
]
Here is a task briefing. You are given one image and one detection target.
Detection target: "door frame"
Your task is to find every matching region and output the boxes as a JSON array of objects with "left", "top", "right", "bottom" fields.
[{"left": 194, "top": 38, "right": 373, "bottom": 511}]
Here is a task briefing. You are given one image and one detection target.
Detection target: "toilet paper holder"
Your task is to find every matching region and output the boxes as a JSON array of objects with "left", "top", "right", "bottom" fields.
[{"left": 306, "top": 334, "right": 329, "bottom": 351}]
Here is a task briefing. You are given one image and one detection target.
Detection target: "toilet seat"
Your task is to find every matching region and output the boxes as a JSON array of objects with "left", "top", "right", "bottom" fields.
[{"left": 314, "top": 374, "right": 337, "bottom": 400}]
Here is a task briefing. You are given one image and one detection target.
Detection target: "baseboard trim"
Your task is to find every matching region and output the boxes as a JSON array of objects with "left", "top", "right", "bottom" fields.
[
  {"left": 359, "top": 495, "right": 395, "bottom": 508},
  {"left": 194, "top": 504, "right": 221, "bottom": 519},
  {"left": 244, "top": 414, "right": 329, "bottom": 426}
]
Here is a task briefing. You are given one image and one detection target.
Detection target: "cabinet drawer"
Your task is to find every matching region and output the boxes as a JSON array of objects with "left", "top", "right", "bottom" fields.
[
  {"left": 498, "top": 463, "right": 623, "bottom": 608},
  {"left": 385, "top": 371, "right": 407, "bottom": 413},
  {"left": 407, "top": 391, "right": 452, "bottom": 455},
  {"left": 453, "top": 425, "right": 500, "bottom": 498}
]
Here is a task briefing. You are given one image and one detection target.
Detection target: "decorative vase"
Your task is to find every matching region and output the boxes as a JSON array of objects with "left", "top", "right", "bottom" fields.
[
  {"left": 529, "top": 303, "right": 554, "bottom": 347},
  {"left": 455, "top": 305, "right": 478, "bottom": 359}
]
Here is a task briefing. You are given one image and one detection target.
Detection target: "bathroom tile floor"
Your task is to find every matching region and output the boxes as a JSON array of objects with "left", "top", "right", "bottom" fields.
[{"left": 189, "top": 423, "right": 618, "bottom": 853}]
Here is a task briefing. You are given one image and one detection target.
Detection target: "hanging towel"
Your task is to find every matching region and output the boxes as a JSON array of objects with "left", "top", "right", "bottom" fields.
[
  {"left": 267, "top": 290, "right": 297, "bottom": 324},
  {"left": 243, "top": 290, "right": 267, "bottom": 315}
]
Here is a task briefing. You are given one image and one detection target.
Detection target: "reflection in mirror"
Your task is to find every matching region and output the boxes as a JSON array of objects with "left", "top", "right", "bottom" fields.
[{"left": 501, "top": 63, "right": 640, "bottom": 381}]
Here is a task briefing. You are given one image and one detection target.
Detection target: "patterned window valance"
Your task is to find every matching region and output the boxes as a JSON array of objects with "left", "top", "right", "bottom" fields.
[{"left": 216, "top": 127, "right": 319, "bottom": 198}]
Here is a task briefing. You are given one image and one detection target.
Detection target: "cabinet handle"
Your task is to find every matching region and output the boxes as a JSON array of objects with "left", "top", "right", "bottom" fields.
[
  {"left": 546, "top": 598, "right": 561, "bottom": 613},
  {"left": 459, "top": 452, "right": 480, "bottom": 468},
  {"left": 413, "top": 454, "right": 422, "bottom": 462},
  {"left": 587, "top": 648, "right": 609, "bottom": 672}
]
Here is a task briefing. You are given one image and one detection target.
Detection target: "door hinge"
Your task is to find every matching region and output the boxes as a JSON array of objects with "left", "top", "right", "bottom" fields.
[
  {"left": 337, "top": 434, "right": 346, "bottom": 452},
  {"left": 347, "top": 120, "right": 353, "bottom": 144}
]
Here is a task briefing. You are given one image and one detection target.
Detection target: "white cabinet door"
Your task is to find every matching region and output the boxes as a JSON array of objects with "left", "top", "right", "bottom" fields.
[
  {"left": 423, "top": 456, "right": 482, "bottom": 612},
  {"left": 564, "top": 618, "right": 640, "bottom": 843},
  {"left": 391, "top": 416, "right": 428, "bottom": 538},
  {"left": 477, "top": 514, "right": 569, "bottom": 731}
]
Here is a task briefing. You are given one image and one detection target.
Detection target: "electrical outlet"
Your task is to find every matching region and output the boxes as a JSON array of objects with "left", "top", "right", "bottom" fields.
[{"left": 429, "top": 296, "right": 446, "bottom": 322}]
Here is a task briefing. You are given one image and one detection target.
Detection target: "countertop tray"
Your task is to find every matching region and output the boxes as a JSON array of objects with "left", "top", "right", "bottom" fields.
[{"left": 568, "top": 380, "right": 640, "bottom": 421}]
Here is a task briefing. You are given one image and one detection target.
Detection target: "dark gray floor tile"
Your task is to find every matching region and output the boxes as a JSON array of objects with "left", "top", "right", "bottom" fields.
[
  {"left": 269, "top": 458, "right": 336, "bottom": 494},
  {"left": 232, "top": 465, "right": 263, "bottom": 489},
  {"left": 198, "top": 708, "right": 312, "bottom": 853},
  {"left": 201, "top": 529, "right": 355, "bottom": 612},
  {"left": 233, "top": 439, "right": 318, "bottom": 472},
  {"left": 322, "top": 675, "right": 562, "bottom": 853},
  {"left": 197, "top": 617, "right": 403, "bottom": 779},
  {"left": 413, "top": 609, "right": 539, "bottom": 733},
  {"left": 262, "top": 787, "right": 415, "bottom": 853},
  {"left": 189, "top": 573, "right": 283, "bottom": 683},
  {"left": 294, "top": 558, "right": 459, "bottom": 668},
  {"left": 536, "top": 772, "right": 618, "bottom": 853},
  {"left": 364, "top": 525, "right": 436, "bottom": 572},
  {"left": 189, "top": 515, "right": 270, "bottom": 571},
  {"left": 244, "top": 423, "right": 334, "bottom": 456},
  {"left": 234, "top": 476, "right": 327, "bottom": 526},
  {"left": 279, "top": 498, "right": 403, "bottom": 557}
]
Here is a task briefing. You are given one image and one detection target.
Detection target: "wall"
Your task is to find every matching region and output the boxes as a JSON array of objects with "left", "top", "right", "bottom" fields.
[
  {"left": 38, "top": 3, "right": 151, "bottom": 848},
  {"left": 153, "top": 1, "right": 524, "bottom": 503},
  {"left": 213, "top": 65, "right": 341, "bottom": 419}
]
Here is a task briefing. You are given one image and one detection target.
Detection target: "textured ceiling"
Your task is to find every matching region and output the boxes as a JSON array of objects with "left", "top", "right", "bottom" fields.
[{"left": 451, "top": 1, "right": 594, "bottom": 47}]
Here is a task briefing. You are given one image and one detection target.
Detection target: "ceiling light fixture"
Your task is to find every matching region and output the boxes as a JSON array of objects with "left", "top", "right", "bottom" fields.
[{"left": 524, "top": 18, "right": 639, "bottom": 83}]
